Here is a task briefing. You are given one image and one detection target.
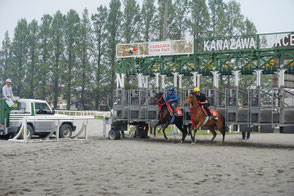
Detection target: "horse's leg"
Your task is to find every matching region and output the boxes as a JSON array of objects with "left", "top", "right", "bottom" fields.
[
  {"left": 150, "top": 123, "right": 153, "bottom": 135},
  {"left": 193, "top": 127, "right": 199, "bottom": 143},
  {"left": 162, "top": 122, "right": 170, "bottom": 141},
  {"left": 187, "top": 124, "right": 191, "bottom": 136},
  {"left": 175, "top": 121, "right": 187, "bottom": 143},
  {"left": 153, "top": 121, "right": 161, "bottom": 137},
  {"left": 216, "top": 118, "right": 226, "bottom": 143},
  {"left": 189, "top": 124, "right": 195, "bottom": 143},
  {"left": 209, "top": 127, "right": 217, "bottom": 144}
]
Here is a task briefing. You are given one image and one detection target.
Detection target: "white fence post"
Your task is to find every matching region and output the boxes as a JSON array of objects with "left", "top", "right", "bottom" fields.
[
  {"left": 23, "top": 118, "right": 28, "bottom": 143},
  {"left": 56, "top": 120, "right": 60, "bottom": 141},
  {"left": 85, "top": 120, "right": 88, "bottom": 140}
]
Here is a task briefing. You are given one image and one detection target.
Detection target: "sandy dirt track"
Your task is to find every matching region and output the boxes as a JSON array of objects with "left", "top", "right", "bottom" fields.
[{"left": 0, "top": 119, "right": 294, "bottom": 196}]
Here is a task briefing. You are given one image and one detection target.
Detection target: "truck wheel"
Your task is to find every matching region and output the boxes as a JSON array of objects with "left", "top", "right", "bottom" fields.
[
  {"left": 20, "top": 124, "right": 33, "bottom": 139},
  {"left": 59, "top": 124, "right": 73, "bottom": 138},
  {"left": 108, "top": 129, "right": 120, "bottom": 140}
]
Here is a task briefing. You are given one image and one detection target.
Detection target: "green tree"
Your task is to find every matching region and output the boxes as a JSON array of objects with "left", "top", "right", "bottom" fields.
[
  {"left": 0, "top": 31, "right": 12, "bottom": 84},
  {"left": 169, "top": 0, "right": 188, "bottom": 40},
  {"left": 226, "top": 0, "right": 244, "bottom": 36},
  {"left": 26, "top": 19, "right": 39, "bottom": 98},
  {"left": 77, "top": 9, "right": 93, "bottom": 109},
  {"left": 141, "top": 0, "right": 156, "bottom": 42},
  {"left": 241, "top": 18, "right": 257, "bottom": 35},
  {"left": 122, "top": 0, "right": 141, "bottom": 43},
  {"left": 208, "top": 0, "right": 227, "bottom": 37},
  {"left": 51, "top": 11, "right": 64, "bottom": 109},
  {"left": 10, "top": 19, "right": 29, "bottom": 97},
  {"left": 155, "top": 0, "right": 175, "bottom": 40},
  {"left": 106, "top": 0, "right": 122, "bottom": 103},
  {"left": 92, "top": 5, "right": 108, "bottom": 110},
  {"left": 63, "top": 9, "right": 80, "bottom": 109},
  {"left": 37, "top": 14, "right": 52, "bottom": 100},
  {"left": 187, "top": 0, "right": 210, "bottom": 39}
]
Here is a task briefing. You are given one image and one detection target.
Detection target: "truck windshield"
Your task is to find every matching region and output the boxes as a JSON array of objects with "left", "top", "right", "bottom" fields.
[{"left": 35, "top": 103, "right": 51, "bottom": 114}]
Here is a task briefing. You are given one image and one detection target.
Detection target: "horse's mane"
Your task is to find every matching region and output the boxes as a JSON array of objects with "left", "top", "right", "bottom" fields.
[{"left": 189, "top": 92, "right": 199, "bottom": 102}]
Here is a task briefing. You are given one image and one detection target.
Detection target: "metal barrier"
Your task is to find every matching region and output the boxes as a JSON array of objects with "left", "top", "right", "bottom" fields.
[
  {"left": 8, "top": 116, "right": 94, "bottom": 143},
  {"left": 55, "top": 110, "right": 110, "bottom": 118}
]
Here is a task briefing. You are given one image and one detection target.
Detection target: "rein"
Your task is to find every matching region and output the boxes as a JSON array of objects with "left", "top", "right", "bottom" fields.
[
  {"left": 188, "top": 94, "right": 202, "bottom": 128},
  {"left": 155, "top": 96, "right": 170, "bottom": 122},
  {"left": 188, "top": 95, "right": 201, "bottom": 114}
]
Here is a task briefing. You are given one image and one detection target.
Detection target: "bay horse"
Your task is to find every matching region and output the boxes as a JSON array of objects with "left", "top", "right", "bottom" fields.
[
  {"left": 152, "top": 92, "right": 188, "bottom": 142},
  {"left": 185, "top": 92, "right": 226, "bottom": 143}
]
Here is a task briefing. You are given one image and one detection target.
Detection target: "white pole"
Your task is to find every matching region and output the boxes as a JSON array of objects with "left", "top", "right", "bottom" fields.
[
  {"left": 278, "top": 68, "right": 285, "bottom": 87},
  {"left": 23, "top": 118, "right": 27, "bottom": 143},
  {"left": 138, "top": 73, "right": 143, "bottom": 88},
  {"left": 144, "top": 75, "right": 149, "bottom": 88},
  {"left": 256, "top": 70, "right": 262, "bottom": 87},
  {"left": 116, "top": 73, "right": 125, "bottom": 88},
  {"left": 160, "top": 75, "right": 166, "bottom": 89},
  {"left": 85, "top": 120, "right": 88, "bottom": 140},
  {"left": 197, "top": 73, "right": 201, "bottom": 88},
  {"left": 192, "top": 72, "right": 197, "bottom": 87},
  {"left": 212, "top": 71, "right": 219, "bottom": 88},
  {"left": 56, "top": 120, "right": 60, "bottom": 141},
  {"left": 234, "top": 70, "right": 240, "bottom": 87},
  {"left": 155, "top": 73, "right": 160, "bottom": 88},
  {"left": 173, "top": 72, "right": 178, "bottom": 87},
  {"left": 178, "top": 74, "right": 183, "bottom": 89}
]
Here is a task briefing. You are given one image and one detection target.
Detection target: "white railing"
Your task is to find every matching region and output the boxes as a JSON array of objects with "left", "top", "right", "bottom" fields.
[
  {"left": 9, "top": 115, "right": 94, "bottom": 143},
  {"left": 55, "top": 110, "right": 111, "bottom": 118}
]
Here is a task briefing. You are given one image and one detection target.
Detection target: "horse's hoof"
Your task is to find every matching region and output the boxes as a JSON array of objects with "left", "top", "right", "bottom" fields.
[
  {"left": 165, "top": 138, "right": 169, "bottom": 141},
  {"left": 191, "top": 142, "right": 195, "bottom": 145},
  {"left": 180, "top": 141, "right": 184, "bottom": 144}
]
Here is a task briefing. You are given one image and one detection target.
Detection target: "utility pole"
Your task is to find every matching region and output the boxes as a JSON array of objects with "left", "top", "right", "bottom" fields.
[{"left": 163, "top": 0, "right": 168, "bottom": 41}]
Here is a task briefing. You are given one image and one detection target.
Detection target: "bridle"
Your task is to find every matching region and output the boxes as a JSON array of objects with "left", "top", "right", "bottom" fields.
[
  {"left": 155, "top": 95, "right": 170, "bottom": 121},
  {"left": 187, "top": 93, "right": 201, "bottom": 114},
  {"left": 155, "top": 96, "right": 169, "bottom": 111}
]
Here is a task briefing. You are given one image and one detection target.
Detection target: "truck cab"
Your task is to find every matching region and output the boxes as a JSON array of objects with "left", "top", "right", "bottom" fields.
[{"left": 0, "top": 99, "right": 76, "bottom": 139}]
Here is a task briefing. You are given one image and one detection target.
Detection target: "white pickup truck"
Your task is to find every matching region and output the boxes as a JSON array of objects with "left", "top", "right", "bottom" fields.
[{"left": 7, "top": 99, "right": 77, "bottom": 139}]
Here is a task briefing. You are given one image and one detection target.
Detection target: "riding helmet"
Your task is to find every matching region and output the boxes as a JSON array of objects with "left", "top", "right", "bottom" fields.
[
  {"left": 168, "top": 87, "right": 174, "bottom": 91},
  {"left": 193, "top": 87, "right": 200, "bottom": 92}
]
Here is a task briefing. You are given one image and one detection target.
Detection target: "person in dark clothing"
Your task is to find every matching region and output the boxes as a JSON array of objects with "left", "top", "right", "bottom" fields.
[
  {"left": 193, "top": 87, "right": 216, "bottom": 120},
  {"left": 165, "top": 87, "right": 178, "bottom": 123}
]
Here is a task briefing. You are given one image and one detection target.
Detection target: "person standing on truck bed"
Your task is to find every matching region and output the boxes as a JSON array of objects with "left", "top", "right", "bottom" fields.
[{"left": 2, "top": 79, "right": 13, "bottom": 100}]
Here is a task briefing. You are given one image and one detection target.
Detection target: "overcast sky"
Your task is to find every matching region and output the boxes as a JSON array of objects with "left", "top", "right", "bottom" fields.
[{"left": 0, "top": 0, "right": 293, "bottom": 47}]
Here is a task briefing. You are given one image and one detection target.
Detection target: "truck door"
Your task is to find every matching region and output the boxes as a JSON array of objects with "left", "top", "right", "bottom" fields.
[{"left": 34, "top": 102, "right": 55, "bottom": 132}]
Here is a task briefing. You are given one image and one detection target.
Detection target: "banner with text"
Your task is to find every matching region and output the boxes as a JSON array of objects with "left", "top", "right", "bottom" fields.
[
  {"left": 116, "top": 40, "right": 193, "bottom": 58},
  {"left": 196, "top": 32, "right": 294, "bottom": 52}
]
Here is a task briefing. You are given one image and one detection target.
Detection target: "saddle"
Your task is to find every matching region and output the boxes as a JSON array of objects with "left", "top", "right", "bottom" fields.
[
  {"left": 167, "top": 105, "right": 183, "bottom": 116},
  {"left": 200, "top": 105, "right": 218, "bottom": 118}
]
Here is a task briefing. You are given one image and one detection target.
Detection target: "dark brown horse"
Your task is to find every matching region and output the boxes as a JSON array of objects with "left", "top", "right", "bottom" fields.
[
  {"left": 153, "top": 92, "right": 188, "bottom": 142},
  {"left": 185, "top": 92, "right": 226, "bottom": 143}
]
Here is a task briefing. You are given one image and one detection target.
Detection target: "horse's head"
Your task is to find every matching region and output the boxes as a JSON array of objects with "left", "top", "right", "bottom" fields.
[
  {"left": 185, "top": 92, "right": 198, "bottom": 107},
  {"left": 153, "top": 92, "right": 164, "bottom": 105}
]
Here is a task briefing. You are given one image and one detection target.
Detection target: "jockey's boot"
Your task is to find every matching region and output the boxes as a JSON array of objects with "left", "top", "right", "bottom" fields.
[{"left": 170, "top": 115, "right": 175, "bottom": 123}]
